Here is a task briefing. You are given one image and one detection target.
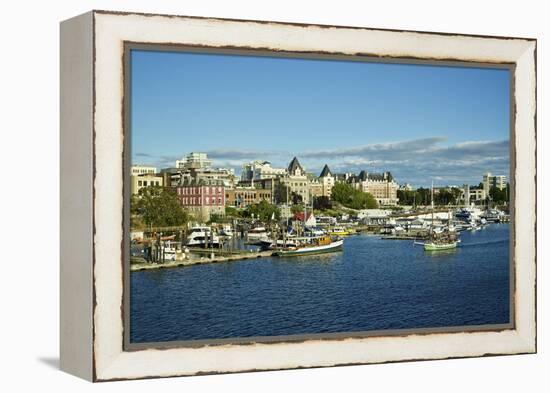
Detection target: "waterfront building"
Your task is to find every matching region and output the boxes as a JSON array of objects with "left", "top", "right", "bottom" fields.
[
  {"left": 241, "top": 160, "right": 287, "bottom": 181},
  {"left": 174, "top": 178, "right": 225, "bottom": 222},
  {"left": 357, "top": 209, "right": 392, "bottom": 225},
  {"left": 483, "top": 172, "right": 507, "bottom": 192},
  {"left": 281, "top": 157, "right": 310, "bottom": 204},
  {"left": 131, "top": 165, "right": 157, "bottom": 176},
  {"left": 348, "top": 170, "right": 399, "bottom": 206},
  {"left": 308, "top": 180, "right": 324, "bottom": 199},
  {"left": 319, "top": 164, "right": 335, "bottom": 198},
  {"left": 130, "top": 174, "right": 163, "bottom": 195},
  {"left": 225, "top": 187, "right": 273, "bottom": 208}
]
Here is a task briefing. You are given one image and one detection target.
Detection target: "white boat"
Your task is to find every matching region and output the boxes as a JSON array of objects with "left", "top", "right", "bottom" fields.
[
  {"left": 186, "top": 226, "right": 220, "bottom": 248},
  {"left": 220, "top": 225, "right": 234, "bottom": 237},
  {"left": 259, "top": 237, "right": 299, "bottom": 249},
  {"left": 247, "top": 226, "right": 269, "bottom": 240},
  {"left": 274, "top": 236, "right": 344, "bottom": 257}
]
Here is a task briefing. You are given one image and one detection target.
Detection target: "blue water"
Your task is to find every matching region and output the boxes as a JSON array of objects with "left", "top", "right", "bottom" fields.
[{"left": 130, "top": 224, "right": 510, "bottom": 343}]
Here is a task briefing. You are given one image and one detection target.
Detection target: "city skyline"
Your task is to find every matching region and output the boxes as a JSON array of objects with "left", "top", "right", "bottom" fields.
[{"left": 131, "top": 49, "right": 510, "bottom": 187}]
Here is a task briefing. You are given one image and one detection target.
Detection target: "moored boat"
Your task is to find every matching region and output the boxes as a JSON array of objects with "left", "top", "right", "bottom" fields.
[
  {"left": 327, "top": 226, "right": 351, "bottom": 236},
  {"left": 274, "top": 236, "right": 344, "bottom": 257},
  {"left": 423, "top": 241, "right": 458, "bottom": 251},
  {"left": 186, "top": 226, "right": 220, "bottom": 248},
  {"left": 247, "top": 226, "right": 270, "bottom": 240}
]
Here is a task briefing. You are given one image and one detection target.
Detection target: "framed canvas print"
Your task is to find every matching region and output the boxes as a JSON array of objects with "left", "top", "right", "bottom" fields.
[{"left": 60, "top": 10, "right": 537, "bottom": 381}]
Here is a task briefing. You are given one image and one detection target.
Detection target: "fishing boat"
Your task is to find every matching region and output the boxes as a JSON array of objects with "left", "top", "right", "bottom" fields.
[
  {"left": 259, "top": 237, "right": 299, "bottom": 250},
  {"left": 274, "top": 235, "right": 344, "bottom": 257}
]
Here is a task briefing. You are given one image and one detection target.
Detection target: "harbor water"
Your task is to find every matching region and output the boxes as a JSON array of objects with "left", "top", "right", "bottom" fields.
[{"left": 130, "top": 223, "right": 510, "bottom": 343}]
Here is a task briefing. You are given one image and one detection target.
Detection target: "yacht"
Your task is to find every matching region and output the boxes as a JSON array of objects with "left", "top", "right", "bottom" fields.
[
  {"left": 247, "top": 226, "right": 270, "bottom": 240},
  {"left": 186, "top": 226, "right": 220, "bottom": 248}
]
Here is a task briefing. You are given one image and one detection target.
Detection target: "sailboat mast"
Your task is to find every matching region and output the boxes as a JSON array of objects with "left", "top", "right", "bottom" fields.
[{"left": 431, "top": 181, "right": 434, "bottom": 234}]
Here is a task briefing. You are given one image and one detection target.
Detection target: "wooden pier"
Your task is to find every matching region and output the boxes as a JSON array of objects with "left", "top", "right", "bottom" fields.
[{"left": 130, "top": 250, "right": 275, "bottom": 272}]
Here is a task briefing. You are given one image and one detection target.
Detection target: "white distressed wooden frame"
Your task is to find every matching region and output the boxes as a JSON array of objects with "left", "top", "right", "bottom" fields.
[{"left": 60, "top": 10, "right": 536, "bottom": 382}]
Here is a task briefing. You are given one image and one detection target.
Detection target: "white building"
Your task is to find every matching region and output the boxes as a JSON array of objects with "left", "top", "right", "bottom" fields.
[
  {"left": 173, "top": 153, "right": 236, "bottom": 188},
  {"left": 176, "top": 152, "right": 212, "bottom": 170},
  {"left": 131, "top": 174, "right": 164, "bottom": 195},
  {"left": 131, "top": 165, "right": 157, "bottom": 176},
  {"left": 241, "top": 160, "right": 287, "bottom": 180},
  {"left": 482, "top": 172, "right": 507, "bottom": 193}
]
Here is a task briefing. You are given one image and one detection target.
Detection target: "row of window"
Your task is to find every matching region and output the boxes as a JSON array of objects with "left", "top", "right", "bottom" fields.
[
  {"left": 137, "top": 180, "right": 160, "bottom": 187},
  {"left": 180, "top": 196, "right": 223, "bottom": 205},
  {"left": 176, "top": 186, "right": 223, "bottom": 195},
  {"left": 229, "top": 193, "right": 271, "bottom": 200}
]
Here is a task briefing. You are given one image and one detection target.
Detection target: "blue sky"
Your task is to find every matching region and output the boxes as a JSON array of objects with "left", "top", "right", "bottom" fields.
[{"left": 131, "top": 49, "right": 510, "bottom": 187}]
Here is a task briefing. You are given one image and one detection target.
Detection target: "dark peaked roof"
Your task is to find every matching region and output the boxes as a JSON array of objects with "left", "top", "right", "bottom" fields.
[
  {"left": 349, "top": 171, "right": 394, "bottom": 183},
  {"left": 287, "top": 157, "right": 304, "bottom": 175},
  {"left": 319, "top": 164, "right": 333, "bottom": 178}
]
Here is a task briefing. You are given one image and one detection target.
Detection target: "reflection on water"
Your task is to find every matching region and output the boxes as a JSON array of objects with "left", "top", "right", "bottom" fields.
[{"left": 130, "top": 224, "right": 510, "bottom": 343}]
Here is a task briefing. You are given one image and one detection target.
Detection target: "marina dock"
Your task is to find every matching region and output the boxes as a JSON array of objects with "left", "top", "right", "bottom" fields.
[{"left": 131, "top": 249, "right": 276, "bottom": 271}]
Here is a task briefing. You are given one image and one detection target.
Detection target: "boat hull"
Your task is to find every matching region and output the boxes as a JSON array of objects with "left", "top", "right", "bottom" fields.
[
  {"left": 424, "top": 242, "right": 457, "bottom": 251},
  {"left": 275, "top": 239, "right": 344, "bottom": 257}
]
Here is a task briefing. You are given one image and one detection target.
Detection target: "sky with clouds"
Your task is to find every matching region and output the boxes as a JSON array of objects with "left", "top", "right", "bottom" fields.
[{"left": 131, "top": 50, "right": 510, "bottom": 187}]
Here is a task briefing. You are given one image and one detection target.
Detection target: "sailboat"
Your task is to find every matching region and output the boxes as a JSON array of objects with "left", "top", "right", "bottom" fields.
[{"left": 419, "top": 182, "right": 459, "bottom": 251}]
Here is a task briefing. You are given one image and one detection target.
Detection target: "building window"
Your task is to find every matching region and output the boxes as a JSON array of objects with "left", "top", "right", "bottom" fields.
[{"left": 138, "top": 181, "right": 142, "bottom": 186}]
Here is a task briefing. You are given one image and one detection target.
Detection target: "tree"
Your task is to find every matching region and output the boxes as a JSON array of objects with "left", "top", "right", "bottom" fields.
[
  {"left": 397, "top": 189, "right": 418, "bottom": 205},
  {"left": 331, "top": 182, "right": 378, "bottom": 209},
  {"left": 291, "top": 192, "right": 303, "bottom": 204},
  {"left": 131, "top": 186, "right": 188, "bottom": 228},
  {"left": 225, "top": 206, "right": 242, "bottom": 218},
  {"left": 489, "top": 185, "right": 508, "bottom": 204},
  {"left": 244, "top": 200, "right": 280, "bottom": 221},
  {"left": 313, "top": 195, "right": 332, "bottom": 210},
  {"left": 273, "top": 182, "right": 290, "bottom": 204}
]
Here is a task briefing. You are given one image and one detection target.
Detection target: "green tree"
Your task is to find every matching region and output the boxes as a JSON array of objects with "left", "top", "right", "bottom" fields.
[
  {"left": 489, "top": 185, "right": 508, "bottom": 204},
  {"left": 331, "top": 182, "right": 378, "bottom": 209},
  {"left": 273, "top": 182, "right": 291, "bottom": 204},
  {"left": 244, "top": 200, "right": 280, "bottom": 221},
  {"left": 313, "top": 196, "right": 332, "bottom": 210},
  {"left": 225, "top": 206, "right": 242, "bottom": 218},
  {"left": 291, "top": 203, "right": 304, "bottom": 214},
  {"left": 131, "top": 186, "right": 188, "bottom": 227}
]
